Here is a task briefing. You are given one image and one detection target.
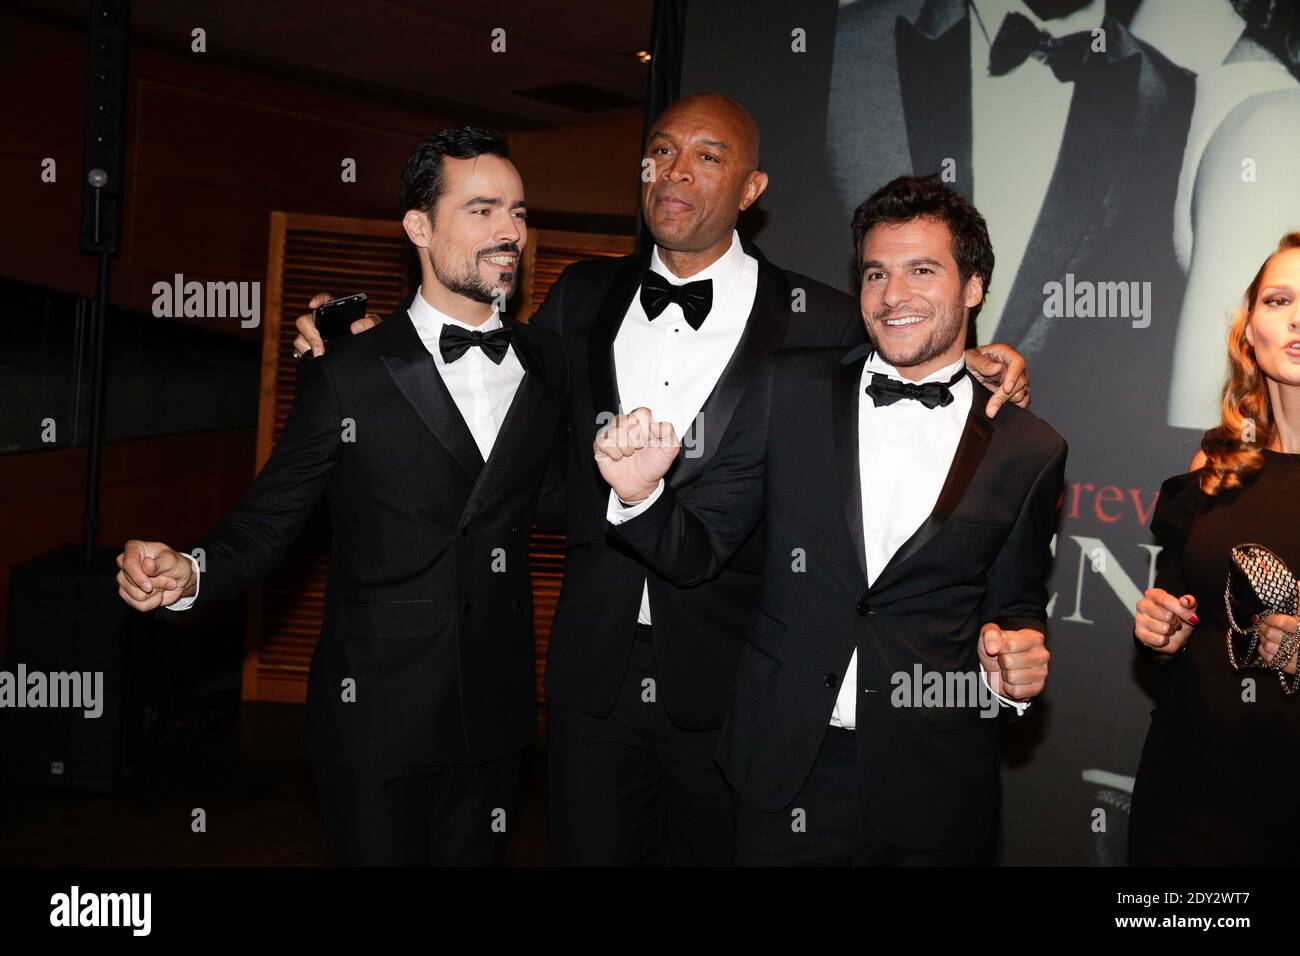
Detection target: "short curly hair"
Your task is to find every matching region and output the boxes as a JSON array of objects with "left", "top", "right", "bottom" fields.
[{"left": 850, "top": 174, "right": 995, "bottom": 322}]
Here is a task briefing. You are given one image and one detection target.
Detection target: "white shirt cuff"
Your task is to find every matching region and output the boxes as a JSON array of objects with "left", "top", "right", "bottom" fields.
[
  {"left": 163, "top": 552, "right": 202, "bottom": 612},
  {"left": 606, "top": 480, "right": 665, "bottom": 525},
  {"left": 981, "top": 666, "right": 1031, "bottom": 716}
]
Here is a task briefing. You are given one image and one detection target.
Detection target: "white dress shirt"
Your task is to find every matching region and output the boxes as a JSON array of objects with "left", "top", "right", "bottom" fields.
[
  {"left": 969, "top": 0, "right": 1105, "bottom": 343},
  {"left": 407, "top": 286, "right": 527, "bottom": 461},
  {"left": 830, "top": 351, "right": 1028, "bottom": 728},
  {"left": 604, "top": 231, "right": 758, "bottom": 626},
  {"left": 168, "top": 287, "right": 525, "bottom": 611}
]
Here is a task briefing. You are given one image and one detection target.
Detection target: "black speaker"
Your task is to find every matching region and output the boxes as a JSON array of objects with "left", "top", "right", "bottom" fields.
[
  {"left": 0, "top": 546, "right": 168, "bottom": 792},
  {"left": 79, "top": 0, "right": 131, "bottom": 256}
]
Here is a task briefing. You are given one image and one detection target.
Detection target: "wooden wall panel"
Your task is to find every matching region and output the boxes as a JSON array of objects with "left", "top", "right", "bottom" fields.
[
  {"left": 247, "top": 216, "right": 634, "bottom": 741},
  {"left": 242, "top": 213, "right": 411, "bottom": 703}
]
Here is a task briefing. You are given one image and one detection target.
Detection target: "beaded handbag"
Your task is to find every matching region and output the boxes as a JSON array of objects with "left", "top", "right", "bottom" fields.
[{"left": 1224, "top": 543, "right": 1300, "bottom": 695}]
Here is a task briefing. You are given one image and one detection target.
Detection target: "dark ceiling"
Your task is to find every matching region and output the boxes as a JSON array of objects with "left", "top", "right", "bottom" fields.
[{"left": 25, "top": 0, "right": 654, "bottom": 129}]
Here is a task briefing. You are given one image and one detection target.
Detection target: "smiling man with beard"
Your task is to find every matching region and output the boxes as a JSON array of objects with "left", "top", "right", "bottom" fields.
[{"left": 114, "top": 128, "right": 569, "bottom": 866}]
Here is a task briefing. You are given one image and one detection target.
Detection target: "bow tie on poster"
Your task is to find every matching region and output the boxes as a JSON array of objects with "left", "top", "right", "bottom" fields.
[
  {"left": 987, "top": 11, "right": 1107, "bottom": 82},
  {"left": 439, "top": 323, "right": 512, "bottom": 364},
  {"left": 639, "top": 270, "right": 714, "bottom": 330},
  {"left": 865, "top": 366, "right": 967, "bottom": 409}
]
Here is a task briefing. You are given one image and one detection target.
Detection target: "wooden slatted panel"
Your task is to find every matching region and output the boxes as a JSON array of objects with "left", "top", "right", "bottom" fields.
[
  {"left": 246, "top": 218, "right": 635, "bottom": 741},
  {"left": 244, "top": 213, "right": 410, "bottom": 703}
]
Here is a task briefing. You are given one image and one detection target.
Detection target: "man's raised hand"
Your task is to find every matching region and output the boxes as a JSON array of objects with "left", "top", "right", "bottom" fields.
[
  {"left": 594, "top": 408, "right": 680, "bottom": 504},
  {"left": 292, "top": 291, "right": 381, "bottom": 358},
  {"left": 116, "top": 540, "right": 197, "bottom": 612}
]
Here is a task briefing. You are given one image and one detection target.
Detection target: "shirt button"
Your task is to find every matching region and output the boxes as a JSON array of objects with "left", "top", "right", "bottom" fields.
[
  {"left": 825, "top": 673, "right": 839, "bottom": 688},
  {"left": 460, "top": 602, "right": 471, "bottom": 615}
]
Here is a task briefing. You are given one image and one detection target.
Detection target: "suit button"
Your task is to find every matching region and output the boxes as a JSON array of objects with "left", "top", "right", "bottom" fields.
[
  {"left": 459, "top": 527, "right": 468, "bottom": 538},
  {"left": 460, "top": 602, "right": 471, "bottom": 614},
  {"left": 856, "top": 597, "right": 872, "bottom": 617},
  {"left": 825, "top": 673, "right": 839, "bottom": 688},
  {"left": 510, "top": 526, "right": 520, "bottom": 536},
  {"left": 512, "top": 598, "right": 522, "bottom": 612}
]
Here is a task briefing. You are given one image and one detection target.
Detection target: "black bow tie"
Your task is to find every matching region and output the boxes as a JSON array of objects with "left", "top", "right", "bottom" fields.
[
  {"left": 865, "top": 366, "right": 967, "bottom": 409},
  {"left": 439, "top": 323, "right": 512, "bottom": 365},
  {"left": 988, "top": 11, "right": 1101, "bottom": 82},
  {"left": 639, "top": 270, "right": 714, "bottom": 330}
]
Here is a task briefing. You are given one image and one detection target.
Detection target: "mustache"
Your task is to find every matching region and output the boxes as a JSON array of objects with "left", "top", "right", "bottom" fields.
[{"left": 478, "top": 242, "right": 520, "bottom": 258}]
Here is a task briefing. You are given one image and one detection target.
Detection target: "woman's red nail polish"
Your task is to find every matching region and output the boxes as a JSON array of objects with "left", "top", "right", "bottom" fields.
[{"left": 1190, "top": 615, "right": 1199, "bottom": 626}]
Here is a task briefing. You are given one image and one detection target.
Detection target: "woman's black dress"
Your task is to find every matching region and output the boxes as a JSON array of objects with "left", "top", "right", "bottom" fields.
[{"left": 1129, "top": 449, "right": 1300, "bottom": 865}]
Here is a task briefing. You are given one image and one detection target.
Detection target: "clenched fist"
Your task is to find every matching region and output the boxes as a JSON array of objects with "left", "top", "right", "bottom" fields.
[
  {"left": 1134, "top": 587, "right": 1198, "bottom": 654},
  {"left": 978, "top": 624, "right": 1049, "bottom": 701},
  {"left": 594, "top": 407, "right": 680, "bottom": 504},
  {"left": 116, "top": 540, "right": 196, "bottom": 611},
  {"left": 1256, "top": 613, "right": 1300, "bottom": 675}
]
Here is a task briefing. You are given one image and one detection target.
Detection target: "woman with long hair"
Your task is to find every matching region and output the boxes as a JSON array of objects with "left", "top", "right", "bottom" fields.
[{"left": 1129, "top": 232, "right": 1300, "bottom": 864}]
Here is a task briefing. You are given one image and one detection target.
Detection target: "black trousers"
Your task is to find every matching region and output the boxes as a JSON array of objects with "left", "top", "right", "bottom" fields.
[
  {"left": 312, "top": 750, "right": 523, "bottom": 866},
  {"left": 736, "top": 726, "right": 992, "bottom": 866},
  {"left": 547, "top": 627, "right": 735, "bottom": 865}
]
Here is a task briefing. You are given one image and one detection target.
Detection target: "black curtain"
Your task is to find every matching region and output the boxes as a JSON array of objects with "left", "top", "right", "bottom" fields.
[{"left": 636, "top": 0, "right": 688, "bottom": 253}]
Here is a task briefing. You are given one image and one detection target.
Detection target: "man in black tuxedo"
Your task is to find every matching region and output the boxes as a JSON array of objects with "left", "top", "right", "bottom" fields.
[
  {"left": 529, "top": 94, "right": 1033, "bottom": 865},
  {"left": 596, "top": 175, "right": 1066, "bottom": 865},
  {"left": 114, "top": 127, "right": 568, "bottom": 866}
]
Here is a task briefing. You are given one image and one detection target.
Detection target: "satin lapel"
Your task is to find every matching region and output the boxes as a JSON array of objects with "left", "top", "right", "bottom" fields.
[
  {"left": 669, "top": 249, "right": 791, "bottom": 488},
  {"left": 870, "top": 372, "right": 993, "bottom": 591},
  {"left": 460, "top": 318, "right": 547, "bottom": 527},
  {"left": 380, "top": 310, "right": 484, "bottom": 482},
  {"left": 587, "top": 254, "right": 649, "bottom": 423},
  {"left": 993, "top": 18, "right": 1143, "bottom": 350},
  {"left": 896, "top": 12, "right": 972, "bottom": 196},
  {"left": 833, "top": 349, "right": 870, "bottom": 586}
]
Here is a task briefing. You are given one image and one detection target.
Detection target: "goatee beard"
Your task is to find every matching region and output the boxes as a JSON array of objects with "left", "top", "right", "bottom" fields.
[{"left": 428, "top": 249, "right": 514, "bottom": 306}]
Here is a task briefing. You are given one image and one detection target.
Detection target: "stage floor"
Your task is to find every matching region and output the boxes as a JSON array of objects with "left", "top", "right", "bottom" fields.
[{"left": 0, "top": 696, "right": 551, "bottom": 867}]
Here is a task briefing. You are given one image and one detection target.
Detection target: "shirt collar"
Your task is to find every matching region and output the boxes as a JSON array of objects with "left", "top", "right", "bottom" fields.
[
  {"left": 649, "top": 229, "right": 745, "bottom": 288},
  {"left": 408, "top": 285, "right": 503, "bottom": 337},
  {"left": 864, "top": 349, "right": 967, "bottom": 387}
]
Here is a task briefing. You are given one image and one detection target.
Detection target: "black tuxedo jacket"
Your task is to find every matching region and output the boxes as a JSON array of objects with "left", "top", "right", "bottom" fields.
[
  {"left": 531, "top": 241, "right": 864, "bottom": 730},
  {"left": 190, "top": 298, "right": 568, "bottom": 767},
  {"left": 611, "top": 345, "right": 1067, "bottom": 850}
]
